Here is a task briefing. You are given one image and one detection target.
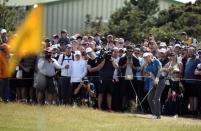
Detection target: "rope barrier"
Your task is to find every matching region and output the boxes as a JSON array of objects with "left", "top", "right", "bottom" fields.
[{"left": 3, "top": 75, "right": 201, "bottom": 82}]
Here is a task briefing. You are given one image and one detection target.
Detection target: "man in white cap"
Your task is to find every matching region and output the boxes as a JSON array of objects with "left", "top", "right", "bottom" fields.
[
  {"left": 86, "top": 47, "right": 100, "bottom": 102},
  {"left": 159, "top": 42, "right": 167, "bottom": 49},
  {"left": 0, "top": 29, "right": 8, "bottom": 44},
  {"left": 158, "top": 48, "right": 169, "bottom": 67},
  {"left": 70, "top": 50, "right": 87, "bottom": 103},
  {"left": 143, "top": 52, "right": 166, "bottom": 119}
]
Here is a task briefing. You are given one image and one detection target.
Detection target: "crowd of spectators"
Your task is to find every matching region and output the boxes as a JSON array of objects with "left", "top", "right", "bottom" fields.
[{"left": 0, "top": 28, "right": 201, "bottom": 118}]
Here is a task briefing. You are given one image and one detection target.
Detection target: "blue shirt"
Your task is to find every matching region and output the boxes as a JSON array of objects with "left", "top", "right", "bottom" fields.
[
  {"left": 184, "top": 57, "right": 200, "bottom": 83},
  {"left": 145, "top": 58, "right": 162, "bottom": 79}
]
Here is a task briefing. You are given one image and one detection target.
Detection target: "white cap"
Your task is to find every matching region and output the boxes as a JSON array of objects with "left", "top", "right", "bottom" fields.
[
  {"left": 160, "top": 42, "right": 167, "bottom": 47},
  {"left": 173, "top": 68, "right": 180, "bottom": 73},
  {"left": 118, "top": 38, "right": 124, "bottom": 43},
  {"left": 123, "top": 48, "right": 127, "bottom": 52},
  {"left": 113, "top": 47, "right": 119, "bottom": 51},
  {"left": 74, "top": 50, "right": 81, "bottom": 56},
  {"left": 143, "top": 52, "right": 152, "bottom": 58},
  {"left": 86, "top": 47, "right": 93, "bottom": 53},
  {"left": 174, "top": 44, "right": 181, "bottom": 48},
  {"left": 159, "top": 48, "right": 167, "bottom": 53},
  {"left": 51, "top": 44, "right": 58, "bottom": 49},
  {"left": 1, "top": 29, "right": 7, "bottom": 34}
]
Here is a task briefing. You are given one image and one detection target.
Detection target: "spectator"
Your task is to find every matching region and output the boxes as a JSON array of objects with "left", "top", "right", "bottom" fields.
[
  {"left": 16, "top": 55, "right": 37, "bottom": 103},
  {"left": 52, "top": 34, "right": 59, "bottom": 45},
  {"left": 0, "top": 44, "right": 10, "bottom": 102},
  {"left": 57, "top": 44, "right": 74, "bottom": 104},
  {"left": 111, "top": 47, "right": 121, "bottom": 110},
  {"left": 117, "top": 38, "right": 125, "bottom": 48},
  {"left": 86, "top": 47, "right": 100, "bottom": 95},
  {"left": 118, "top": 45, "right": 140, "bottom": 111},
  {"left": 58, "top": 29, "right": 70, "bottom": 45},
  {"left": 134, "top": 47, "right": 145, "bottom": 109},
  {"left": 0, "top": 29, "right": 8, "bottom": 44},
  {"left": 148, "top": 40, "right": 157, "bottom": 57},
  {"left": 36, "top": 47, "right": 67, "bottom": 104},
  {"left": 181, "top": 32, "right": 197, "bottom": 47},
  {"left": 183, "top": 47, "right": 200, "bottom": 115},
  {"left": 70, "top": 50, "right": 87, "bottom": 104},
  {"left": 165, "top": 68, "right": 183, "bottom": 117},
  {"left": 163, "top": 53, "right": 183, "bottom": 117},
  {"left": 158, "top": 48, "right": 169, "bottom": 67},
  {"left": 94, "top": 33, "right": 102, "bottom": 45},
  {"left": 194, "top": 49, "right": 201, "bottom": 115}
]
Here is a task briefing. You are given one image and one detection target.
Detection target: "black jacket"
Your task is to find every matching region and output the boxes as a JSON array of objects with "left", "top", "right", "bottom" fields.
[{"left": 118, "top": 55, "right": 140, "bottom": 79}]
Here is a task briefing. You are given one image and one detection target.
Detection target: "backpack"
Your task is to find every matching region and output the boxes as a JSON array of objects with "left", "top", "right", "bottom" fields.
[{"left": 56, "top": 53, "right": 74, "bottom": 77}]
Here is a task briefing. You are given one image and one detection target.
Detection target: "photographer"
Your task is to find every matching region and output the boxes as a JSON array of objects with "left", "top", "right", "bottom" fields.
[
  {"left": 35, "top": 47, "right": 68, "bottom": 104},
  {"left": 118, "top": 45, "right": 140, "bottom": 111},
  {"left": 73, "top": 77, "right": 96, "bottom": 107},
  {"left": 89, "top": 50, "right": 118, "bottom": 111}
]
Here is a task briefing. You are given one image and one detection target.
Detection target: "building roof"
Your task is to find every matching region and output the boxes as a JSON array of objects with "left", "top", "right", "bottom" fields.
[
  {"left": 175, "top": 0, "right": 196, "bottom": 3},
  {"left": 1, "top": 0, "right": 60, "bottom": 6}
]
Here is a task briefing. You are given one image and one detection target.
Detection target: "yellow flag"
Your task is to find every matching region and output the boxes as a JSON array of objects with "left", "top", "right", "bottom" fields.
[{"left": 8, "top": 5, "right": 44, "bottom": 74}]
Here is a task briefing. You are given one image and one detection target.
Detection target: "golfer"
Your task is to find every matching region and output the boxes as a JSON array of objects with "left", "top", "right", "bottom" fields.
[{"left": 143, "top": 52, "right": 166, "bottom": 119}]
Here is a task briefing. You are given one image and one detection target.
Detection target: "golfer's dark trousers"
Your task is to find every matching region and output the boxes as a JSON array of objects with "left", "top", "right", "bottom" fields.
[{"left": 147, "top": 79, "right": 165, "bottom": 117}]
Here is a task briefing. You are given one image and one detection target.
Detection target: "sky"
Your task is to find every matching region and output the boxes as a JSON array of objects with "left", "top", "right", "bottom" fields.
[{"left": 175, "top": 0, "right": 196, "bottom": 3}]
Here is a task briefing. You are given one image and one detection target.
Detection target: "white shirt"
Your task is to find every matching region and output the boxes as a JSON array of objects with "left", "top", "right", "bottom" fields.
[
  {"left": 38, "top": 58, "right": 64, "bottom": 77},
  {"left": 58, "top": 54, "right": 73, "bottom": 77},
  {"left": 70, "top": 59, "right": 87, "bottom": 83},
  {"left": 113, "top": 57, "right": 120, "bottom": 81}
]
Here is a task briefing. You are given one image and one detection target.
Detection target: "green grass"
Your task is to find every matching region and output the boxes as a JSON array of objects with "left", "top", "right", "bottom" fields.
[{"left": 0, "top": 103, "right": 201, "bottom": 131}]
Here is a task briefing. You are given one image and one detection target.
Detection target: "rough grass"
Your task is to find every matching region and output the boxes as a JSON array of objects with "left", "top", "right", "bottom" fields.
[{"left": 0, "top": 103, "right": 201, "bottom": 131}]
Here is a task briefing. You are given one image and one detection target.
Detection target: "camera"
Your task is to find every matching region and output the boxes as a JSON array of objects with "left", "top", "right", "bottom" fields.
[
  {"left": 197, "top": 63, "right": 201, "bottom": 70},
  {"left": 82, "top": 77, "right": 89, "bottom": 85},
  {"left": 44, "top": 53, "right": 52, "bottom": 59},
  {"left": 103, "top": 50, "right": 112, "bottom": 60},
  {"left": 83, "top": 80, "right": 89, "bottom": 85}
]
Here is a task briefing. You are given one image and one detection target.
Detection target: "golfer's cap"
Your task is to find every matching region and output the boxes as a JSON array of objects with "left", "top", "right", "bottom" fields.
[{"left": 143, "top": 52, "right": 152, "bottom": 58}]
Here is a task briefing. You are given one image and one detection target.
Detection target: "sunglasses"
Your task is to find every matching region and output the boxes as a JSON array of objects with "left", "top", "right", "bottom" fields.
[{"left": 127, "top": 50, "right": 133, "bottom": 52}]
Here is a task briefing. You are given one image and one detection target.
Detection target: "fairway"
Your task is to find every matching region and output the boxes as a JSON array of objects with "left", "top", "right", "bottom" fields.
[{"left": 0, "top": 103, "right": 201, "bottom": 131}]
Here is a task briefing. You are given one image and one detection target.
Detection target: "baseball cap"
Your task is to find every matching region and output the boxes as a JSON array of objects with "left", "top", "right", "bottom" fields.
[
  {"left": 74, "top": 50, "right": 81, "bottom": 56},
  {"left": 159, "top": 48, "right": 167, "bottom": 53},
  {"left": 86, "top": 47, "right": 93, "bottom": 53},
  {"left": 174, "top": 44, "right": 181, "bottom": 48},
  {"left": 143, "top": 52, "right": 152, "bottom": 58},
  {"left": 160, "top": 42, "right": 167, "bottom": 47},
  {"left": 61, "top": 29, "right": 67, "bottom": 33},
  {"left": 1, "top": 29, "right": 7, "bottom": 34}
]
